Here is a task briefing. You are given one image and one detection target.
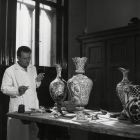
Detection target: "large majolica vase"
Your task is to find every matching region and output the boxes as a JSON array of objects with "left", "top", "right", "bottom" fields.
[
  {"left": 49, "top": 64, "right": 67, "bottom": 113},
  {"left": 116, "top": 67, "right": 140, "bottom": 123},
  {"left": 66, "top": 57, "right": 93, "bottom": 113}
]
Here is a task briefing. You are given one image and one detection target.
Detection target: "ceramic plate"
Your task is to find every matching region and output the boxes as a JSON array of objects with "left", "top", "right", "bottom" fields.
[
  {"left": 29, "top": 112, "right": 46, "bottom": 116},
  {"left": 72, "top": 117, "right": 89, "bottom": 123},
  {"left": 64, "top": 113, "right": 76, "bottom": 118}
]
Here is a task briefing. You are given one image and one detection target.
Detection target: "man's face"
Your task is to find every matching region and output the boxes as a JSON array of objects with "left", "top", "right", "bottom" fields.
[{"left": 17, "top": 51, "right": 31, "bottom": 68}]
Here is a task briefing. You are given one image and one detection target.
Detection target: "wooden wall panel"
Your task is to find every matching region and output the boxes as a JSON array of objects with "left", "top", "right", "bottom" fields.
[
  {"left": 135, "top": 35, "right": 140, "bottom": 84},
  {"left": 83, "top": 42, "right": 107, "bottom": 110},
  {"left": 78, "top": 24, "right": 140, "bottom": 112},
  {"left": 107, "top": 37, "right": 135, "bottom": 66},
  {"left": 86, "top": 68, "right": 107, "bottom": 110},
  {"left": 106, "top": 37, "right": 135, "bottom": 111}
]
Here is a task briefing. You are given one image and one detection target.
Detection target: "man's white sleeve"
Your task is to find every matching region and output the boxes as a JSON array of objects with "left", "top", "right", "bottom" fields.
[{"left": 1, "top": 70, "right": 19, "bottom": 97}]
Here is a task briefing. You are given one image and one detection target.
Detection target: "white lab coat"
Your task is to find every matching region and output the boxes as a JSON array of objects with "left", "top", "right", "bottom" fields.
[{"left": 1, "top": 63, "right": 41, "bottom": 140}]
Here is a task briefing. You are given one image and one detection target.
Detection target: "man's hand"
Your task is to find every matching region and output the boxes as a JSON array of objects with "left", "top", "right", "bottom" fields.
[
  {"left": 36, "top": 73, "right": 45, "bottom": 82},
  {"left": 18, "top": 86, "right": 29, "bottom": 96}
]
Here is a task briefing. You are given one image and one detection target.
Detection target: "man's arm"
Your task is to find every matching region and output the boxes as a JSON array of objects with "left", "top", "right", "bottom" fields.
[
  {"left": 34, "top": 66, "right": 44, "bottom": 88},
  {"left": 35, "top": 73, "right": 45, "bottom": 88},
  {"left": 1, "top": 70, "right": 19, "bottom": 97}
]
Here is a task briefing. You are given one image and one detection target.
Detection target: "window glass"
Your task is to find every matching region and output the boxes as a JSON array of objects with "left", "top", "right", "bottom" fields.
[
  {"left": 39, "top": 4, "right": 52, "bottom": 66},
  {"left": 16, "top": 0, "right": 56, "bottom": 66}
]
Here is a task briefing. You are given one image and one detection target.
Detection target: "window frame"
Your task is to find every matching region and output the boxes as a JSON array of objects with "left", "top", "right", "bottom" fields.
[
  {"left": 33, "top": 0, "right": 68, "bottom": 66},
  {"left": 0, "top": 0, "right": 68, "bottom": 67}
]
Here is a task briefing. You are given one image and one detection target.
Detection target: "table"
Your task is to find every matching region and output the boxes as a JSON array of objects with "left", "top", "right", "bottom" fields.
[{"left": 7, "top": 110, "right": 140, "bottom": 140}]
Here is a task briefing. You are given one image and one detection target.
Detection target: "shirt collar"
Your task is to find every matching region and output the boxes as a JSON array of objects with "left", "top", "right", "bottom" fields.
[{"left": 14, "top": 63, "right": 32, "bottom": 71}]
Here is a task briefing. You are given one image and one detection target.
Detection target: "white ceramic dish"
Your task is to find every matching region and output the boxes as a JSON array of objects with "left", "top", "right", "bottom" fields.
[
  {"left": 64, "top": 113, "right": 76, "bottom": 118},
  {"left": 72, "top": 117, "right": 89, "bottom": 123}
]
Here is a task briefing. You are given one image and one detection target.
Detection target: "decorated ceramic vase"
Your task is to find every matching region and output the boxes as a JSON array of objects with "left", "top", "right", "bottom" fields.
[
  {"left": 116, "top": 67, "right": 140, "bottom": 122},
  {"left": 66, "top": 57, "right": 93, "bottom": 112},
  {"left": 49, "top": 64, "right": 67, "bottom": 113},
  {"left": 125, "top": 96, "right": 140, "bottom": 123},
  {"left": 116, "top": 67, "right": 131, "bottom": 108}
]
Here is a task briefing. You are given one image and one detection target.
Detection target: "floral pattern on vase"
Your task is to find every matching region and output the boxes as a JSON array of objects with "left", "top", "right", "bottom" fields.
[
  {"left": 66, "top": 57, "right": 93, "bottom": 112},
  {"left": 116, "top": 67, "right": 140, "bottom": 122},
  {"left": 125, "top": 96, "right": 140, "bottom": 123},
  {"left": 116, "top": 67, "right": 131, "bottom": 108},
  {"left": 49, "top": 64, "right": 67, "bottom": 113}
]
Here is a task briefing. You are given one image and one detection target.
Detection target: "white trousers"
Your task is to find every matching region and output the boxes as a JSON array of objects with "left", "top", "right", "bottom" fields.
[{"left": 7, "top": 117, "right": 39, "bottom": 140}]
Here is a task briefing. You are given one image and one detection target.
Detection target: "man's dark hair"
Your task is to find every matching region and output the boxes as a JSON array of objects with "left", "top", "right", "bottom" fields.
[{"left": 17, "top": 46, "right": 31, "bottom": 57}]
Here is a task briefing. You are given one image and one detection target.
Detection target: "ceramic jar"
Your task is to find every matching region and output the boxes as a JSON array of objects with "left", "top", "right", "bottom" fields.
[
  {"left": 66, "top": 57, "right": 93, "bottom": 111},
  {"left": 49, "top": 64, "right": 67, "bottom": 113},
  {"left": 116, "top": 67, "right": 140, "bottom": 122}
]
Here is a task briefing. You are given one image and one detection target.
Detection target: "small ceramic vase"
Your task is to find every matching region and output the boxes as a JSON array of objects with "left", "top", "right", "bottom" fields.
[
  {"left": 49, "top": 64, "right": 67, "bottom": 113},
  {"left": 116, "top": 67, "right": 131, "bottom": 108}
]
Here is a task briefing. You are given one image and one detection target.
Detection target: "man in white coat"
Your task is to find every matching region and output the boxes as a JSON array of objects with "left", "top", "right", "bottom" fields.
[{"left": 1, "top": 46, "right": 44, "bottom": 140}]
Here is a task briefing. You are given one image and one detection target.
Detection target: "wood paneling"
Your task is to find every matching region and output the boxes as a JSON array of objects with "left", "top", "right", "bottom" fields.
[
  {"left": 83, "top": 42, "right": 106, "bottom": 110},
  {"left": 78, "top": 24, "right": 140, "bottom": 112},
  {"left": 0, "top": 65, "right": 9, "bottom": 140}
]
